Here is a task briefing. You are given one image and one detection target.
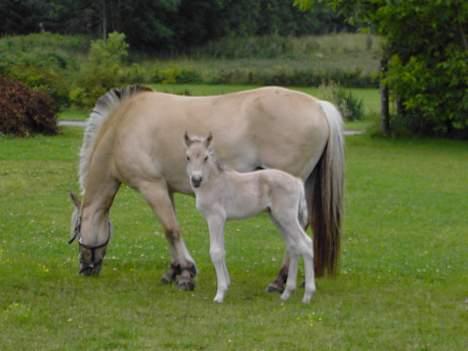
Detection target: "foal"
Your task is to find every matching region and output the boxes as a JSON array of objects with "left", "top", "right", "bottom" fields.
[{"left": 184, "top": 132, "right": 316, "bottom": 304}]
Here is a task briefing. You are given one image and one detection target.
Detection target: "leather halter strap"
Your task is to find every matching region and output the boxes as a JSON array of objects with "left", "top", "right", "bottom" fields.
[{"left": 68, "top": 216, "right": 111, "bottom": 270}]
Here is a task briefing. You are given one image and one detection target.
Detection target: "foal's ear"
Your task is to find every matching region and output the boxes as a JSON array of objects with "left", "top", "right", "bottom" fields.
[
  {"left": 205, "top": 132, "right": 213, "bottom": 148},
  {"left": 69, "top": 192, "right": 81, "bottom": 209},
  {"left": 184, "top": 131, "right": 192, "bottom": 148}
]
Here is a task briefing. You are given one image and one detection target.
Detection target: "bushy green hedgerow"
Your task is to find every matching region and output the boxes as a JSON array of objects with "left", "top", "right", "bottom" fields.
[
  {"left": 0, "top": 33, "right": 90, "bottom": 107},
  {"left": 69, "top": 32, "right": 129, "bottom": 109}
]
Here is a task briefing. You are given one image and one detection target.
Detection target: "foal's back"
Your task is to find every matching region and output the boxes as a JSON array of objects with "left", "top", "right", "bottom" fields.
[{"left": 218, "top": 169, "right": 304, "bottom": 219}]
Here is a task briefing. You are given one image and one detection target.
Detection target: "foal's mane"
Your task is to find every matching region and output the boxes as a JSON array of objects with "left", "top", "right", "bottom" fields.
[{"left": 79, "top": 85, "right": 152, "bottom": 192}]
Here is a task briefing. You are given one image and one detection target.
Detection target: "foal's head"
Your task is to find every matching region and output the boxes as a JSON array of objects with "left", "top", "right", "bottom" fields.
[{"left": 183, "top": 132, "right": 216, "bottom": 189}]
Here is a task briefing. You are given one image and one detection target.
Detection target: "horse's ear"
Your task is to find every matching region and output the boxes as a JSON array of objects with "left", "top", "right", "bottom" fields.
[
  {"left": 184, "top": 131, "right": 192, "bottom": 148},
  {"left": 205, "top": 132, "right": 213, "bottom": 148},
  {"left": 69, "top": 192, "right": 81, "bottom": 209}
]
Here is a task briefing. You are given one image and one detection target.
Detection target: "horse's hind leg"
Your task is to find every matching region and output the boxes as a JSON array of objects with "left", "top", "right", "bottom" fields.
[
  {"left": 266, "top": 221, "right": 309, "bottom": 293},
  {"left": 266, "top": 252, "right": 289, "bottom": 293},
  {"left": 139, "top": 180, "right": 196, "bottom": 290}
]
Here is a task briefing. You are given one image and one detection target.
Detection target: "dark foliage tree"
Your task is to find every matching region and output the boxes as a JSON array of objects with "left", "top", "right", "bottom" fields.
[{"left": 295, "top": 0, "right": 468, "bottom": 138}]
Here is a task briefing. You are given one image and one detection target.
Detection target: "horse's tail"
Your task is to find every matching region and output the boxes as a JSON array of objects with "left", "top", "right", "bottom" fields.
[
  {"left": 79, "top": 85, "right": 152, "bottom": 192},
  {"left": 307, "top": 100, "right": 344, "bottom": 277}
]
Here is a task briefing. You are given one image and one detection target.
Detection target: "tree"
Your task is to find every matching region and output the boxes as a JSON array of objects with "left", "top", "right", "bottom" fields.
[{"left": 294, "top": 0, "right": 468, "bottom": 138}]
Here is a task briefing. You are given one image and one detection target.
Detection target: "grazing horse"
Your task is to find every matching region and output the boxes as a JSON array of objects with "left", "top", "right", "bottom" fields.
[
  {"left": 69, "top": 85, "right": 344, "bottom": 292},
  {"left": 184, "top": 132, "right": 315, "bottom": 303}
]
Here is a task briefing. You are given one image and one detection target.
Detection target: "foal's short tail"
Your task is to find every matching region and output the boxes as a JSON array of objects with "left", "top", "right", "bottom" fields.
[{"left": 307, "top": 100, "right": 344, "bottom": 276}]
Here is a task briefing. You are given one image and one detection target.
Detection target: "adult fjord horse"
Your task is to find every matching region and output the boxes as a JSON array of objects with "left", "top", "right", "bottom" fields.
[{"left": 69, "top": 85, "right": 344, "bottom": 291}]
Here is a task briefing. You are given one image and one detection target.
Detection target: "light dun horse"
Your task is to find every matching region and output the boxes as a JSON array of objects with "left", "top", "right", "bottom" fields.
[
  {"left": 184, "top": 132, "right": 315, "bottom": 303},
  {"left": 69, "top": 85, "right": 344, "bottom": 292}
]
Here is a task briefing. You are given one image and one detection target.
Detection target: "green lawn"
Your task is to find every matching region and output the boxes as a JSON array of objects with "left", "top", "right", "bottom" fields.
[
  {"left": 58, "top": 108, "right": 89, "bottom": 121},
  {"left": 0, "top": 127, "right": 466, "bottom": 350}
]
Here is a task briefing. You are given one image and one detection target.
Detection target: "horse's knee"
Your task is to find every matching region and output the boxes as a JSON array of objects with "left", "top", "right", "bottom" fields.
[
  {"left": 164, "top": 227, "right": 181, "bottom": 243},
  {"left": 210, "top": 247, "right": 225, "bottom": 263}
]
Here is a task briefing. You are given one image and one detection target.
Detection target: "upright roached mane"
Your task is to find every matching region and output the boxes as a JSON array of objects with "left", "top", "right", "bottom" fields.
[
  {"left": 70, "top": 85, "right": 344, "bottom": 292},
  {"left": 79, "top": 85, "right": 152, "bottom": 192}
]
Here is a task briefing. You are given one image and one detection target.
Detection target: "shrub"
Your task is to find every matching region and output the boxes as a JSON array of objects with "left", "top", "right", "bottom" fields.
[
  {"left": 70, "top": 32, "right": 128, "bottom": 108},
  {"left": 386, "top": 49, "right": 468, "bottom": 138},
  {"left": 318, "top": 81, "right": 364, "bottom": 121},
  {"left": 0, "top": 76, "right": 58, "bottom": 136},
  {"left": 0, "top": 33, "right": 89, "bottom": 108}
]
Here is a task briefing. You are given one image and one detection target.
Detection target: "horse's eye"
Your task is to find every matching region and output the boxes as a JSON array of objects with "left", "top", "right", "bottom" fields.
[
  {"left": 204, "top": 156, "right": 208, "bottom": 162},
  {"left": 186, "top": 156, "right": 190, "bottom": 161}
]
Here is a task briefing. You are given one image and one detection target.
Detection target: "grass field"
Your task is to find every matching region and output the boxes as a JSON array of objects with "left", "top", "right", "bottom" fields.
[{"left": 0, "top": 127, "right": 466, "bottom": 350}]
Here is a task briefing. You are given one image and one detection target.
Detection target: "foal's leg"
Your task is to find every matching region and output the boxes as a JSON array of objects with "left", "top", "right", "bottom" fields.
[
  {"left": 297, "top": 229, "right": 316, "bottom": 304},
  {"left": 280, "top": 251, "right": 298, "bottom": 301},
  {"left": 139, "top": 180, "right": 196, "bottom": 290},
  {"left": 267, "top": 210, "right": 310, "bottom": 293},
  {"left": 206, "top": 214, "right": 229, "bottom": 303}
]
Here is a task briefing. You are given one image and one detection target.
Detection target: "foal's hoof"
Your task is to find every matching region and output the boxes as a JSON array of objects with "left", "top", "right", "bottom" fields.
[{"left": 266, "top": 281, "right": 285, "bottom": 293}]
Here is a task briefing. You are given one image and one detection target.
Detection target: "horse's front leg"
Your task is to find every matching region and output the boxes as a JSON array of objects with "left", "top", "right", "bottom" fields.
[
  {"left": 139, "top": 181, "right": 197, "bottom": 290},
  {"left": 206, "top": 214, "right": 229, "bottom": 303}
]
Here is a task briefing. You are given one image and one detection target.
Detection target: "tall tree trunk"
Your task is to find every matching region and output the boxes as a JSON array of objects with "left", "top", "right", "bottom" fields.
[
  {"left": 101, "top": 0, "right": 107, "bottom": 40},
  {"left": 380, "top": 55, "right": 390, "bottom": 136}
]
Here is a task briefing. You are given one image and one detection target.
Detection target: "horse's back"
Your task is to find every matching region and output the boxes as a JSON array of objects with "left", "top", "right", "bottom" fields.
[{"left": 107, "top": 87, "right": 330, "bottom": 190}]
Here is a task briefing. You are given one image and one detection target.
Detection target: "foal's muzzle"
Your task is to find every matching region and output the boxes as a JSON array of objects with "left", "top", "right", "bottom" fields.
[{"left": 191, "top": 176, "right": 202, "bottom": 188}]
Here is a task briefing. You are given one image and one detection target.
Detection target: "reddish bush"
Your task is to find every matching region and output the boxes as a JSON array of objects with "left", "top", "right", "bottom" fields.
[{"left": 0, "top": 76, "right": 58, "bottom": 136}]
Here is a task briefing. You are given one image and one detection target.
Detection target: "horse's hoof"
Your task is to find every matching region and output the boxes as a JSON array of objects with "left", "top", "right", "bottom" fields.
[
  {"left": 280, "top": 291, "right": 291, "bottom": 301},
  {"left": 302, "top": 296, "right": 312, "bottom": 304},
  {"left": 175, "top": 276, "right": 195, "bottom": 291},
  {"left": 266, "top": 282, "right": 284, "bottom": 293},
  {"left": 160, "top": 263, "right": 180, "bottom": 284},
  {"left": 160, "top": 274, "right": 173, "bottom": 284},
  {"left": 161, "top": 268, "right": 177, "bottom": 284},
  {"left": 213, "top": 296, "right": 224, "bottom": 303}
]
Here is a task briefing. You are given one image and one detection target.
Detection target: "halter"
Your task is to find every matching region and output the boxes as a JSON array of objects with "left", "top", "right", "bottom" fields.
[{"left": 68, "top": 216, "right": 111, "bottom": 272}]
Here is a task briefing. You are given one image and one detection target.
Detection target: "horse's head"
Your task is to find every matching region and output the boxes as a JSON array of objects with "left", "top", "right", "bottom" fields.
[
  {"left": 69, "top": 192, "right": 111, "bottom": 276},
  {"left": 183, "top": 132, "right": 215, "bottom": 189}
]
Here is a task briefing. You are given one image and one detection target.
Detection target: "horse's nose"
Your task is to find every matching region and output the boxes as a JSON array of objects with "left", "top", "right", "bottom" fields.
[{"left": 191, "top": 176, "right": 202, "bottom": 188}]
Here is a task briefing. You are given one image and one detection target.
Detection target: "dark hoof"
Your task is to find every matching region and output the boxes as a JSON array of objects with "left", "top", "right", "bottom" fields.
[
  {"left": 266, "top": 282, "right": 285, "bottom": 293},
  {"left": 161, "top": 270, "right": 176, "bottom": 284},
  {"left": 175, "top": 275, "right": 195, "bottom": 291},
  {"left": 80, "top": 265, "right": 101, "bottom": 276},
  {"left": 161, "top": 263, "right": 196, "bottom": 290},
  {"left": 160, "top": 263, "right": 180, "bottom": 284}
]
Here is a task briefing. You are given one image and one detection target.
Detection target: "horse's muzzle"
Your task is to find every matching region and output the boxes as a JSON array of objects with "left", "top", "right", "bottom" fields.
[
  {"left": 79, "top": 262, "right": 102, "bottom": 276},
  {"left": 191, "top": 176, "right": 202, "bottom": 188}
]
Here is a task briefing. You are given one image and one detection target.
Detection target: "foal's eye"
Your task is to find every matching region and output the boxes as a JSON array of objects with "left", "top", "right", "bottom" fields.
[
  {"left": 204, "top": 156, "right": 208, "bottom": 162},
  {"left": 186, "top": 156, "right": 190, "bottom": 161}
]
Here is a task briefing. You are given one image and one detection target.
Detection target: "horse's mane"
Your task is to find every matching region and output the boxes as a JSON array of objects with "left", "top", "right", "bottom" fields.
[{"left": 79, "top": 85, "right": 152, "bottom": 192}]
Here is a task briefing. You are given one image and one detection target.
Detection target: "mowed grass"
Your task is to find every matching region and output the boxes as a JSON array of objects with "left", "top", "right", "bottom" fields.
[{"left": 0, "top": 128, "right": 467, "bottom": 350}]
